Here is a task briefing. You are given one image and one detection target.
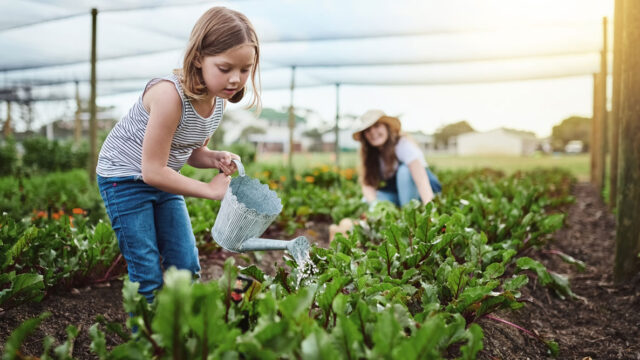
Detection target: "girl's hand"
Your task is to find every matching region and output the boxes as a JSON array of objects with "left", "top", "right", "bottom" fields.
[
  {"left": 211, "top": 151, "right": 241, "bottom": 175},
  {"left": 207, "top": 172, "right": 232, "bottom": 200}
]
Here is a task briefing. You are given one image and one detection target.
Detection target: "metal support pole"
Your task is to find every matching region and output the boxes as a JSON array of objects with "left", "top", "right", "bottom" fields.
[
  {"left": 2, "top": 101, "right": 11, "bottom": 137},
  {"left": 74, "top": 80, "right": 82, "bottom": 144},
  {"left": 89, "top": 8, "right": 98, "bottom": 183},
  {"left": 287, "top": 66, "right": 296, "bottom": 181},
  {"left": 590, "top": 73, "right": 599, "bottom": 184},
  {"left": 334, "top": 83, "right": 340, "bottom": 169}
]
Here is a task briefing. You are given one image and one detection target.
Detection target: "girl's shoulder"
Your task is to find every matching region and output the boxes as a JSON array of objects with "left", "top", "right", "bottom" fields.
[{"left": 142, "top": 78, "right": 183, "bottom": 115}]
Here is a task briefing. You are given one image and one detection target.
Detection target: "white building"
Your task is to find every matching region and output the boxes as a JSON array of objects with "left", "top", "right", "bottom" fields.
[{"left": 456, "top": 128, "right": 538, "bottom": 156}]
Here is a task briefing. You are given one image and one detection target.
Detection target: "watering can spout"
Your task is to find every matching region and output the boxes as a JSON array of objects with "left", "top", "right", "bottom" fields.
[{"left": 239, "top": 236, "right": 310, "bottom": 264}]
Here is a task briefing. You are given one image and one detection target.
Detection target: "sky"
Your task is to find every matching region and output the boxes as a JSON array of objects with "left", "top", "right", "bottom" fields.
[{"left": 0, "top": 0, "right": 615, "bottom": 138}]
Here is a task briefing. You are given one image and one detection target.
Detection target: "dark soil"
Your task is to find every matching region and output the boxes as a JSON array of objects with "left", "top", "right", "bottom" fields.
[
  {"left": 1, "top": 183, "right": 639, "bottom": 359},
  {"left": 478, "top": 183, "right": 640, "bottom": 360}
]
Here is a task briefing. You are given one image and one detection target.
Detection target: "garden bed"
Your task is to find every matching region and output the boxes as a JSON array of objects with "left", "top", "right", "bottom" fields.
[{"left": 1, "top": 183, "right": 638, "bottom": 359}]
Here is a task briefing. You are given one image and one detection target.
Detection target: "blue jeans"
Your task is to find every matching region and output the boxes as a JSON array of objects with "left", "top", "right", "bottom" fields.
[
  {"left": 377, "top": 164, "right": 442, "bottom": 206},
  {"left": 97, "top": 175, "right": 200, "bottom": 303}
]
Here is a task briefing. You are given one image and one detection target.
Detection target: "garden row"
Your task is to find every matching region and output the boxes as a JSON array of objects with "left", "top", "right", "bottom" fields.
[{"left": 1, "top": 165, "right": 580, "bottom": 359}]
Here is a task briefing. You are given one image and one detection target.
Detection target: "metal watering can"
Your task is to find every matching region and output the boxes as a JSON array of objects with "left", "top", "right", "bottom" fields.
[{"left": 211, "top": 160, "right": 310, "bottom": 262}]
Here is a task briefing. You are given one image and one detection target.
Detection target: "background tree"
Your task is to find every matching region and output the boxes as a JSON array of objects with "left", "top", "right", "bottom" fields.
[
  {"left": 550, "top": 116, "right": 592, "bottom": 151},
  {"left": 237, "top": 125, "right": 266, "bottom": 143},
  {"left": 302, "top": 128, "right": 324, "bottom": 152},
  {"left": 433, "top": 120, "right": 475, "bottom": 148}
]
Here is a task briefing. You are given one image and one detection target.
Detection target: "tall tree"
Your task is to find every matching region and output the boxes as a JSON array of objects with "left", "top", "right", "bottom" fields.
[
  {"left": 550, "top": 116, "right": 592, "bottom": 151},
  {"left": 433, "top": 121, "right": 475, "bottom": 148},
  {"left": 614, "top": 0, "right": 640, "bottom": 283}
]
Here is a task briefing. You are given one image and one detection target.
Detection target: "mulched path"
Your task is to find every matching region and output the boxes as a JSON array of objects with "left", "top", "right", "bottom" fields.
[{"left": 1, "top": 183, "right": 639, "bottom": 359}]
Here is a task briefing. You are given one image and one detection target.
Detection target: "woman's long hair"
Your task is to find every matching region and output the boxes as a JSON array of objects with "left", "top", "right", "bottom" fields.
[{"left": 358, "top": 123, "right": 400, "bottom": 188}]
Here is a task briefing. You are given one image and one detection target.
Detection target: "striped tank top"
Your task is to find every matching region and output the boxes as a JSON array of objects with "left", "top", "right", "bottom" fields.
[{"left": 96, "top": 74, "right": 223, "bottom": 178}]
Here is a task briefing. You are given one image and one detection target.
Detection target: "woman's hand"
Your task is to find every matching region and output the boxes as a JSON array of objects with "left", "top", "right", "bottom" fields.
[{"left": 210, "top": 151, "right": 241, "bottom": 176}]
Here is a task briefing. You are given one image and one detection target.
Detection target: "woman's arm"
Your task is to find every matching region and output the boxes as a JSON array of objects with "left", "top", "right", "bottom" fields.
[
  {"left": 407, "top": 159, "right": 434, "bottom": 204},
  {"left": 361, "top": 183, "right": 378, "bottom": 203},
  {"left": 140, "top": 81, "right": 230, "bottom": 200}
]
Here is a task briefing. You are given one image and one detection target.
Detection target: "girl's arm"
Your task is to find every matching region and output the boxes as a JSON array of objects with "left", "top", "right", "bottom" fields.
[
  {"left": 187, "top": 139, "right": 239, "bottom": 175},
  {"left": 407, "top": 159, "right": 434, "bottom": 204},
  {"left": 141, "top": 81, "right": 229, "bottom": 200}
]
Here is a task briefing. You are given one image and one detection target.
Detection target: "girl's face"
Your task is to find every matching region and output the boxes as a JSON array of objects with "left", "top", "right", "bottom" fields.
[
  {"left": 364, "top": 122, "right": 389, "bottom": 148},
  {"left": 198, "top": 44, "right": 255, "bottom": 100}
]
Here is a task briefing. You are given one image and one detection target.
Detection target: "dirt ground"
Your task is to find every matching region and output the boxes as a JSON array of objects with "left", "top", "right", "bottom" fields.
[{"left": 1, "top": 183, "right": 639, "bottom": 359}]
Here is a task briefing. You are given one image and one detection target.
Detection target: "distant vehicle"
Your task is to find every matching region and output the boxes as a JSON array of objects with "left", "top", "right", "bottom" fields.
[{"left": 565, "top": 140, "right": 584, "bottom": 153}]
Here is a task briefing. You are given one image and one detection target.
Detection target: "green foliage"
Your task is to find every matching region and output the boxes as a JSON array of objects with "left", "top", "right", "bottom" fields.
[
  {"left": 550, "top": 115, "right": 592, "bottom": 151},
  {"left": 21, "top": 137, "right": 89, "bottom": 173},
  {"left": 0, "top": 213, "right": 120, "bottom": 309},
  {"left": 2, "top": 312, "right": 51, "bottom": 360},
  {"left": 0, "top": 137, "right": 18, "bottom": 176},
  {"left": 4, "top": 166, "right": 576, "bottom": 359}
]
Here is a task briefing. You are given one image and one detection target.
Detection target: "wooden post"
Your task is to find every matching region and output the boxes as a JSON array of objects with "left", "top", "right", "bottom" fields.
[
  {"left": 614, "top": 0, "right": 640, "bottom": 283},
  {"left": 590, "top": 73, "right": 599, "bottom": 184},
  {"left": 596, "top": 17, "right": 609, "bottom": 194},
  {"left": 2, "top": 101, "right": 11, "bottom": 137},
  {"left": 89, "top": 8, "right": 98, "bottom": 183},
  {"left": 287, "top": 66, "right": 296, "bottom": 180},
  {"left": 609, "top": 0, "right": 624, "bottom": 207},
  {"left": 74, "top": 81, "right": 82, "bottom": 144},
  {"left": 335, "top": 83, "right": 341, "bottom": 169},
  {"left": 597, "top": 17, "right": 608, "bottom": 195}
]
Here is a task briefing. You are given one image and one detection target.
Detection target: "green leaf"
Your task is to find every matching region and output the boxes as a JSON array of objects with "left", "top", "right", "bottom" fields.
[
  {"left": 301, "top": 329, "right": 342, "bottom": 360},
  {"left": 279, "top": 285, "right": 316, "bottom": 320},
  {"left": 89, "top": 324, "right": 108, "bottom": 359},
  {"left": 540, "top": 213, "right": 565, "bottom": 233},
  {"left": 0, "top": 272, "right": 44, "bottom": 307},
  {"left": 152, "top": 268, "right": 193, "bottom": 359},
  {"left": 482, "top": 263, "right": 505, "bottom": 280},
  {"left": 503, "top": 275, "right": 528, "bottom": 292},
  {"left": 2, "top": 312, "right": 50, "bottom": 360},
  {"left": 371, "top": 306, "right": 402, "bottom": 357},
  {"left": 546, "top": 340, "right": 560, "bottom": 357},
  {"left": 53, "top": 325, "right": 79, "bottom": 360},
  {"left": 553, "top": 251, "right": 586, "bottom": 272},
  {"left": 239, "top": 264, "right": 266, "bottom": 282}
]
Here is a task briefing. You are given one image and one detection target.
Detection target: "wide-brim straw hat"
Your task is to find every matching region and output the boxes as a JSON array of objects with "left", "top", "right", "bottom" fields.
[{"left": 352, "top": 109, "right": 402, "bottom": 141}]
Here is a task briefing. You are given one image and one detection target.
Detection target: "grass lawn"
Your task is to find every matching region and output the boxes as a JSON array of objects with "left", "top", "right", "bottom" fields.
[{"left": 256, "top": 152, "right": 590, "bottom": 181}]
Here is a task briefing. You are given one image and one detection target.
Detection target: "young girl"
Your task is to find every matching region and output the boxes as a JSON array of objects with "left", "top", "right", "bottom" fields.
[
  {"left": 96, "top": 7, "right": 260, "bottom": 302},
  {"left": 353, "top": 109, "right": 442, "bottom": 207}
]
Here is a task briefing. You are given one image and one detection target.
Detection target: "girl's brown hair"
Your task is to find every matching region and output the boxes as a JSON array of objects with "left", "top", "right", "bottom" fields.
[
  {"left": 176, "top": 7, "right": 261, "bottom": 109},
  {"left": 358, "top": 123, "right": 400, "bottom": 188}
]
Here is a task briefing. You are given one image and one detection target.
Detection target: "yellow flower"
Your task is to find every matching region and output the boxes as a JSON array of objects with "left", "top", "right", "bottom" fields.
[
  {"left": 280, "top": 175, "right": 287, "bottom": 182},
  {"left": 320, "top": 165, "right": 330, "bottom": 173},
  {"left": 269, "top": 181, "right": 278, "bottom": 190},
  {"left": 305, "top": 176, "right": 315, "bottom": 183},
  {"left": 295, "top": 175, "right": 302, "bottom": 181}
]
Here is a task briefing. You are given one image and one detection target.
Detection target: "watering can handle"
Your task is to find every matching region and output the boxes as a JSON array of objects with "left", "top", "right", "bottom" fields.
[{"left": 232, "top": 159, "right": 245, "bottom": 177}]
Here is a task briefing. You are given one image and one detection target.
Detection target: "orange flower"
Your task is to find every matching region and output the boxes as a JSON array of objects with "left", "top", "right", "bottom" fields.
[
  {"left": 304, "top": 176, "right": 315, "bottom": 183},
  {"left": 280, "top": 175, "right": 287, "bottom": 182},
  {"left": 268, "top": 181, "right": 278, "bottom": 190},
  {"left": 52, "top": 213, "right": 61, "bottom": 220},
  {"left": 295, "top": 175, "right": 302, "bottom": 181},
  {"left": 72, "top": 208, "right": 84, "bottom": 215}
]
